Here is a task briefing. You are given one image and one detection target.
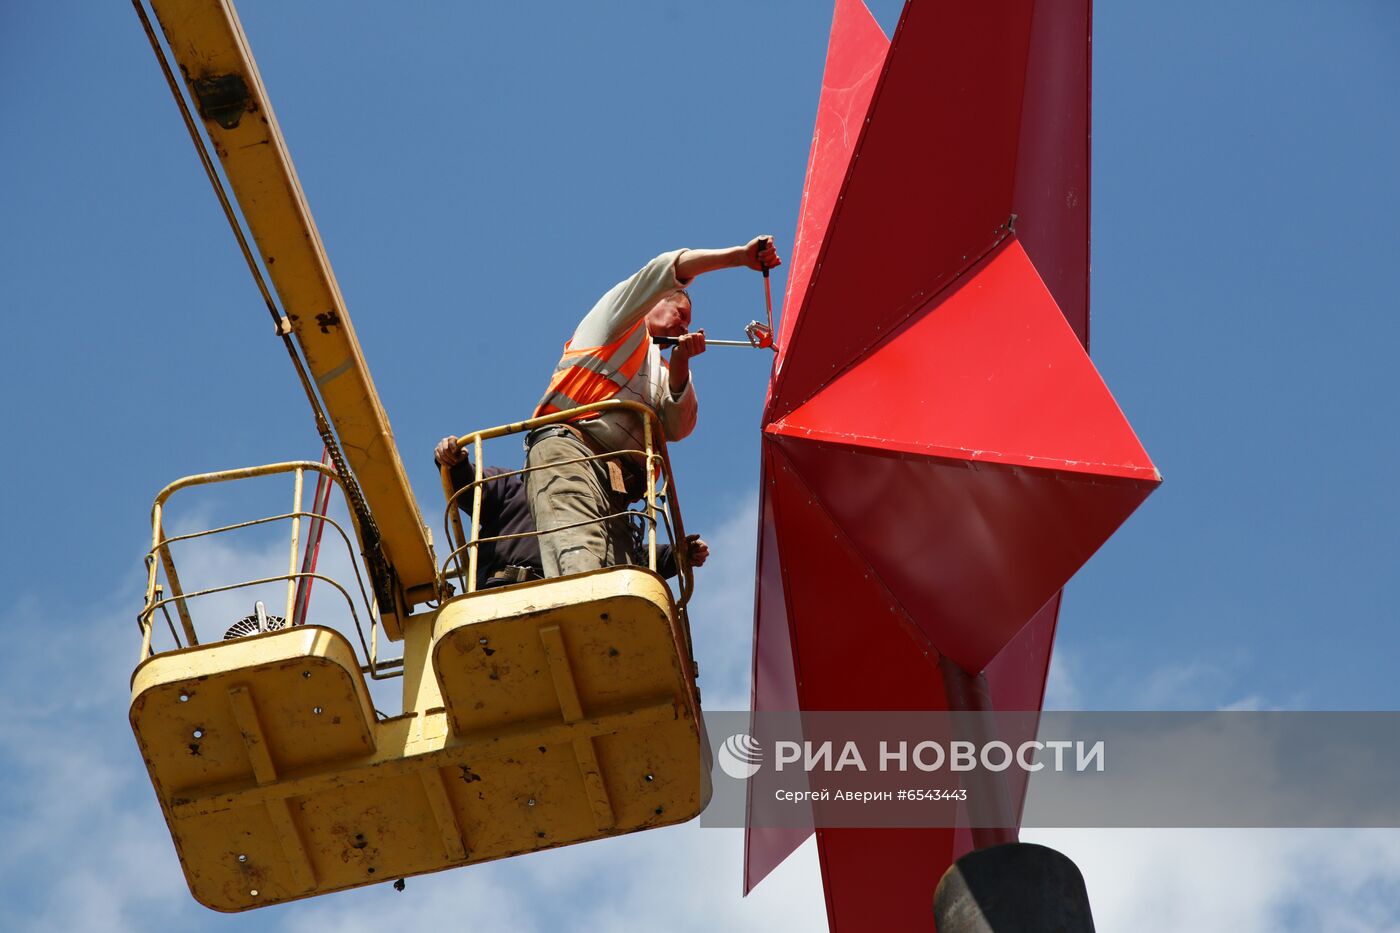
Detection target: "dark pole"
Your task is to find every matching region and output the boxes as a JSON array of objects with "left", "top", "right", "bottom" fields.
[{"left": 934, "top": 656, "right": 1096, "bottom": 931}]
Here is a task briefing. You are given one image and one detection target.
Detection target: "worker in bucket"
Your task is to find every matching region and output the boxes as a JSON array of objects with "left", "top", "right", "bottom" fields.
[{"left": 512, "top": 238, "right": 780, "bottom": 577}]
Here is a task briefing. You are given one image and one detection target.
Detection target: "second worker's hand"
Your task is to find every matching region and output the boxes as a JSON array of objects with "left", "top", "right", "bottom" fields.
[
  {"left": 435, "top": 435, "right": 466, "bottom": 467},
  {"left": 686, "top": 533, "right": 710, "bottom": 568}
]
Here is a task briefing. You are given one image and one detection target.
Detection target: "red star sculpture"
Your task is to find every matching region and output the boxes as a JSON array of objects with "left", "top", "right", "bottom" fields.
[{"left": 745, "top": 1, "right": 1160, "bottom": 928}]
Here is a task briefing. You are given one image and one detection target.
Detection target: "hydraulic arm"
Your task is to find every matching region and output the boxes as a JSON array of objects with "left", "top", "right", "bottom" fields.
[{"left": 142, "top": 0, "right": 435, "bottom": 635}]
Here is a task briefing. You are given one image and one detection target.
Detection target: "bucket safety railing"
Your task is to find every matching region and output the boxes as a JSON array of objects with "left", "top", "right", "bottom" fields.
[
  {"left": 136, "top": 461, "right": 402, "bottom": 680},
  {"left": 437, "top": 400, "right": 698, "bottom": 658}
]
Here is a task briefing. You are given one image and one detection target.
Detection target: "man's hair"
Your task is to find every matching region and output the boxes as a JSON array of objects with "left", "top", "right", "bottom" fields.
[{"left": 667, "top": 288, "right": 692, "bottom": 305}]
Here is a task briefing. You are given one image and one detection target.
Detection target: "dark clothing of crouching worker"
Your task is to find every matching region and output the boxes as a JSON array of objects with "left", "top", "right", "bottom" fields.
[{"left": 442, "top": 457, "right": 698, "bottom": 591}]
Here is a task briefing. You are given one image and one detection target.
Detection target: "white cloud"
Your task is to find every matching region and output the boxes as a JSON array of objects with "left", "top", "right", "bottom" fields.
[
  {"left": 1047, "top": 645, "right": 1289, "bottom": 714},
  {"left": 1134, "top": 659, "right": 1232, "bottom": 709},
  {"left": 682, "top": 491, "right": 760, "bottom": 711},
  {"left": 1043, "top": 648, "right": 1082, "bottom": 710},
  {"left": 280, "top": 828, "right": 826, "bottom": 933},
  {"left": 1023, "top": 828, "right": 1400, "bottom": 933},
  {"left": 0, "top": 584, "right": 194, "bottom": 933}
]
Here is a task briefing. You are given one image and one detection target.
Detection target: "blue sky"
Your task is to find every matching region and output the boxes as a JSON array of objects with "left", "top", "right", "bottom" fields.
[{"left": 2, "top": 1, "right": 1399, "bottom": 930}]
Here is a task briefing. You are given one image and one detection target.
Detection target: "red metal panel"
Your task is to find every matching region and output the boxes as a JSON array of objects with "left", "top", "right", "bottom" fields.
[
  {"left": 1013, "top": 0, "right": 1093, "bottom": 346},
  {"left": 766, "top": 238, "right": 1155, "bottom": 672},
  {"left": 809, "top": 607, "right": 1062, "bottom": 932},
  {"left": 983, "top": 591, "right": 1062, "bottom": 716},
  {"left": 747, "top": 1, "right": 888, "bottom": 894},
  {"left": 744, "top": 447, "right": 813, "bottom": 894},
  {"left": 817, "top": 827, "right": 956, "bottom": 932},
  {"left": 770, "top": 240, "right": 1156, "bottom": 482},
  {"left": 947, "top": 596, "right": 1064, "bottom": 867},
  {"left": 750, "top": 449, "right": 803, "bottom": 718},
  {"left": 773, "top": 434, "right": 1151, "bottom": 673},
  {"left": 975, "top": 592, "right": 1063, "bottom": 832},
  {"left": 773, "top": 0, "right": 889, "bottom": 381},
  {"left": 744, "top": 3, "right": 1136, "bottom": 928},
  {"left": 770, "top": 0, "right": 1037, "bottom": 421},
  {"left": 766, "top": 443, "right": 947, "bottom": 711},
  {"left": 758, "top": 445, "right": 959, "bottom": 932}
]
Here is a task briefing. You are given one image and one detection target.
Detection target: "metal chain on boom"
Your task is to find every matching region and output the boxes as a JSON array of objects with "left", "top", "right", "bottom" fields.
[{"left": 133, "top": 0, "right": 399, "bottom": 614}]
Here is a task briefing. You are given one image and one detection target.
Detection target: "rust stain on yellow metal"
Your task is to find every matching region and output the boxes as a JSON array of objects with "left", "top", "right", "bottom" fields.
[
  {"left": 130, "top": 568, "right": 709, "bottom": 912},
  {"left": 147, "top": 0, "right": 436, "bottom": 632}
]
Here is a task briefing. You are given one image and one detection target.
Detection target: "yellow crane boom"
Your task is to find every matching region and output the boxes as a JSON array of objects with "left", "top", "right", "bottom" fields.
[{"left": 146, "top": 0, "right": 435, "bottom": 634}]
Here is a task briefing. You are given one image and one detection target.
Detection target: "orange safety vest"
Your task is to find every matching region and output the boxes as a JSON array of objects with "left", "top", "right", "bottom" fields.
[{"left": 533, "top": 319, "right": 650, "bottom": 419}]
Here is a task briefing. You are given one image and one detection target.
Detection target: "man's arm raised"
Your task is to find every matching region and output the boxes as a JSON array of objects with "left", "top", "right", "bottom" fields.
[{"left": 675, "top": 236, "right": 782, "bottom": 279}]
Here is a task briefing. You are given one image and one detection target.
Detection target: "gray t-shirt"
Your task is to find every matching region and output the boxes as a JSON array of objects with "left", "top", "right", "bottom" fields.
[{"left": 566, "top": 249, "right": 698, "bottom": 454}]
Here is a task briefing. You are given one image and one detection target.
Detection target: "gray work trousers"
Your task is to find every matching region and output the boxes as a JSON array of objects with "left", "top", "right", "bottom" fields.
[{"left": 524, "top": 433, "right": 636, "bottom": 577}]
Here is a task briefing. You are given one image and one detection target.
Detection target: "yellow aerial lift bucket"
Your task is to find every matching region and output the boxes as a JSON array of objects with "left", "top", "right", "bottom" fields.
[
  {"left": 131, "top": 407, "right": 708, "bottom": 911},
  {"left": 127, "top": 0, "right": 709, "bottom": 909}
]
